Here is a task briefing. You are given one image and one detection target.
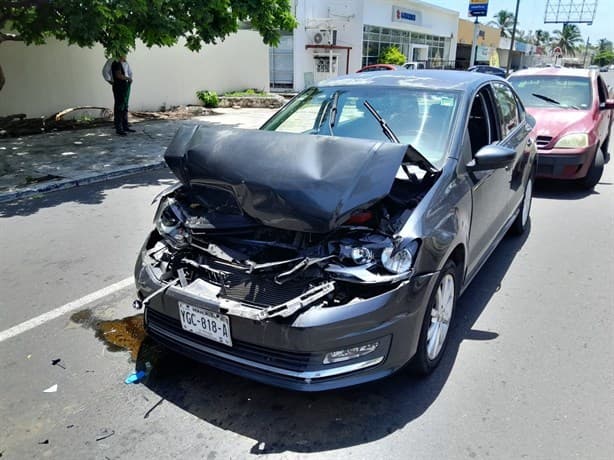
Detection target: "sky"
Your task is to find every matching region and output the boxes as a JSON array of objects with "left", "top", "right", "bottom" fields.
[{"left": 433, "top": 1, "right": 613, "bottom": 44}]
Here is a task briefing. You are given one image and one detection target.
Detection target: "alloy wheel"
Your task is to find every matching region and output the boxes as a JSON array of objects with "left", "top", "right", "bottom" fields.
[{"left": 426, "top": 273, "right": 455, "bottom": 360}]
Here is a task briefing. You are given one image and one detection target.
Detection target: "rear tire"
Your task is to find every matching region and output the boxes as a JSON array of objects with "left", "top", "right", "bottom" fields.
[
  {"left": 412, "top": 260, "right": 458, "bottom": 375},
  {"left": 580, "top": 148, "right": 604, "bottom": 189}
]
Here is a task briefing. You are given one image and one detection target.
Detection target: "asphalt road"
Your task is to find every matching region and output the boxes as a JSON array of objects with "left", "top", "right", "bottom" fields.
[{"left": 1, "top": 144, "right": 614, "bottom": 457}]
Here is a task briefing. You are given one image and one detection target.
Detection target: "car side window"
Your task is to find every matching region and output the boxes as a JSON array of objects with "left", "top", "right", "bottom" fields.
[
  {"left": 597, "top": 76, "right": 608, "bottom": 106},
  {"left": 515, "top": 95, "right": 525, "bottom": 122},
  {"left": 467, "top": 87, "right": 500, "bottom": 156},
  {"left": 492, "top": 82, "right": 519, "bottom": 138}
]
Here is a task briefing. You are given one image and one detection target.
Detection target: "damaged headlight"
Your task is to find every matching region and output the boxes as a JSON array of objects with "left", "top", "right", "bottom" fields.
[
  {"left": 381, "top": 240, "right": 419, "bottom": 274},
  {"left": 155, "top": 198, "right": 189, "bottom": 249}
]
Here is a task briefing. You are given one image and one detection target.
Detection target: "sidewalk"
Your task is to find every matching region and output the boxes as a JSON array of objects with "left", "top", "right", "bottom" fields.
[{"left": 0, "top": 108, "right": 276, "bottom": 203}]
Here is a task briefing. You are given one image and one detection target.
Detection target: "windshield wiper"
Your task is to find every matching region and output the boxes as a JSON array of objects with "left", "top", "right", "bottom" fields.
[
  {"left": 363, "top": 100, "right": 399, "bottom": 143},
  {"left": 531, "top": 93, "right": 580, "bottom": 109},
  {"left": 362, "top": 100, "right": 437, "bottom": 173},
  {"left": 531, "top": 93, "right": 561, "bottom": 106}
]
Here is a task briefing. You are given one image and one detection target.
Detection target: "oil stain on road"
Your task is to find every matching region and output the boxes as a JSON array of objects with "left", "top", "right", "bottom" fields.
[{"left": 70, "top": 309, "right": 146, "bottom": 360}]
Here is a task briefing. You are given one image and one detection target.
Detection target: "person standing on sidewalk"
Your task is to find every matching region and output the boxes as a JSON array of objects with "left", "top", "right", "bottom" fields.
[{"left": 111, "top": 56, "right": 135, "bottom": 135}]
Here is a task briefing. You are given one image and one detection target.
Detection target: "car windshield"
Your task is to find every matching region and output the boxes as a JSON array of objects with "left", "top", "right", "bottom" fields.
[
  {"left": 508, "top": 76, "right": 592, "bottom": 109},
  {"left": 261, "top": 86, "right": 459, "bottom": 168}
]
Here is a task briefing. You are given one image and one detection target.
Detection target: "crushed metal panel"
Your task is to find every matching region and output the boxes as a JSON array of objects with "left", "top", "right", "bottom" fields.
[{"left": 164, "top": 125, "right": 409, "bottom": 233}]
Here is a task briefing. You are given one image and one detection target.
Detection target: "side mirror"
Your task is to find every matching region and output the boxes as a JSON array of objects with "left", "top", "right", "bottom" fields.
[
  {"left": 601, "top": 99, "right": 614, "bottom": 110},
  {"left": 467, "top": 145, "right": 516, "bottom": 171},
  {"left": 526, "top": 113, "right": 536, "bottom": 128}
]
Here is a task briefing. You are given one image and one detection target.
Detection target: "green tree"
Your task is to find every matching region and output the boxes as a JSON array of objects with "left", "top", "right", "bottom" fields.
[
  {"left": 488, "top": 10, "right": 517, "bottom": 38},
  {"left": 378, "top": 45, "right": 406, "bottom": 65},
  {"left": 0, "top": 0, "right": 297, "bottom": 91},
  {"left": 552, "top": 24, "right": 583, "bottom": 57},
  {"left": 597, "top": 38, "right": 613, "bottom": 53},
  {"left": 593, "top": 50, "right": 614, "bottom": 66}
]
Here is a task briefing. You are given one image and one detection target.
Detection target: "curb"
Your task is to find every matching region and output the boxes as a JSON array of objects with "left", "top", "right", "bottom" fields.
[{"left": 0, "top": 161, "right": 167, "bottom": 204}]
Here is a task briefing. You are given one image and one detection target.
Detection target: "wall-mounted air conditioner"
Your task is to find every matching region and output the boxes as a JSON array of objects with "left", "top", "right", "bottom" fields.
[{"left": 311, "top": 30, "right": 337, "bottom": 46}]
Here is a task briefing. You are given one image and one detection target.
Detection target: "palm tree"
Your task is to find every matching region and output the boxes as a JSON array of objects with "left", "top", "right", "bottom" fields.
[
  {"left": 488, "top": 10, "right": 516, "bottom": 38},
  {"left": 552, "top": 24, "right": 583, "bottom": 57},
  {"left": 534, "top": 30, "right": 551, "bottom": 47}
]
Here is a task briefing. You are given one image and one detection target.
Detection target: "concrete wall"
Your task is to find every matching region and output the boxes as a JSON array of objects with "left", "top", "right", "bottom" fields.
[
  {"left": 457, "top": 18, "right": 500, "bottom": 48},
  {"left": 0, "top": 31, "right": 269, "bottom": 117}
]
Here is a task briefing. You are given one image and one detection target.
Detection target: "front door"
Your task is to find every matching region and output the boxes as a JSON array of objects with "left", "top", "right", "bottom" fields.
[{"left": 465, "top": 86, "right": 510, "bottom": 275}]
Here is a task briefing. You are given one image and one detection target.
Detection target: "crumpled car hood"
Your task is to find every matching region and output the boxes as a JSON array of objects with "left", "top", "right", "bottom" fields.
[{"left": 164, "top": 125, "right": 410, "bottom": 233}]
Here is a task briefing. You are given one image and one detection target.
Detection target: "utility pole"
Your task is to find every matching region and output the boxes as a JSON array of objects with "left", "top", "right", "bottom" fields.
[
  {"left": 582, "top": 36, "right": 590, "bottom": 67},
  {"left": 505, "top": 0, "right": 520, "bottom": 76},
  {"left": 470, "top": 16, "right": 480, "bottom": 67}
]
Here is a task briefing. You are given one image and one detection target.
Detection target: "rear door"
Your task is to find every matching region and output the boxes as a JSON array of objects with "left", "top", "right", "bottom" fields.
[{"left": 490, "top": 81, "right": 532, "bottom": 219}]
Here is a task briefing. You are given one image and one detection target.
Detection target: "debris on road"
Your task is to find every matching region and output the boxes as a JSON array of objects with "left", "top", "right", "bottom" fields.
[
  {"left": 51, "top": 358, "right": 66, "bottom": 369},
  {"left": 37, "top": 439, "right": 49, "bottom": 445},
  {"left": 95, "top": 429, "right": 115, "bottom": 441},
  {"left": 143, "top": 398, "right": 163, "bottom": 419},
  {"left": 43, "top": 384, "right": 57, "bottom": 393},
  {"left": 125, "top": 361, "right": 152, "bottom": 384}
]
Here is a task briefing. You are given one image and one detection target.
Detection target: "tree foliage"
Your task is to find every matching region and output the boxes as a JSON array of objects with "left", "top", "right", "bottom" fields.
[
  {"left": 378, "top": 46, "right": 406, "bottom": 65},
  {"left": 552, "top": 24, "right": 583, "bottom": 57},
  {"left": 1, "top": 0, "right": 297, "bottom": 53},
  {"left": 488, "top": 10, "right": 516, "bottom": 38}
]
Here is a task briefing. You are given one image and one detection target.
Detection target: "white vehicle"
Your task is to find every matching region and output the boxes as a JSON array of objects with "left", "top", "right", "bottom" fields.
[{"left": 403, "top": 61, "right": 425, "bottom": 70}]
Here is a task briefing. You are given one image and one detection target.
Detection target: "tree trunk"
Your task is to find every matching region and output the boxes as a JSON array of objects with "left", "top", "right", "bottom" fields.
[{"left": 0, "top": 63, "right": 5, "bottom": 92}]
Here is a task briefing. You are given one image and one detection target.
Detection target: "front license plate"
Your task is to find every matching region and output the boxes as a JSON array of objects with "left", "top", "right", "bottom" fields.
[{"left": 178, "top": 302, "right": 232, "bottom": 346}]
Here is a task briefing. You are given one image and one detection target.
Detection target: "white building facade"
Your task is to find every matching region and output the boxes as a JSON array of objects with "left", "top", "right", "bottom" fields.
[{"left": 270, "top": 0, "right": 459, "bottom": 91}]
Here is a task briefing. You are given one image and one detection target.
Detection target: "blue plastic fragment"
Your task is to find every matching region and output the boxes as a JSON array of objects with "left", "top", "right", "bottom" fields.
[{"left": 124, "top": 370, "right": 147, "bottom": 384}]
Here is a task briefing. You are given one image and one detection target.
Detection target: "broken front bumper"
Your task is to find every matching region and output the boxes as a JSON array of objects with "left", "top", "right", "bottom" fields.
[{"left": 134, "top": 238, "right": 438, "bottom": 391}]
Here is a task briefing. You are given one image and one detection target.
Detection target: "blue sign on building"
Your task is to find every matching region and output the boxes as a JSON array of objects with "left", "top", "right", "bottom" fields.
[{"left": 468, "top": 1, "right": 489, "bottom": 17}]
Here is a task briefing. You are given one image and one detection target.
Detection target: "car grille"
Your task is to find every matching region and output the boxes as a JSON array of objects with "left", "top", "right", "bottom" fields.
[
  {"left": 536, "top": 136, "right": 553, "bottom": 149},
  {"left": 147, "top": 308, "right": 314, "bottom": 371},
  {"left": 199, "top": 259, "right": 318, "bottom": 308}
]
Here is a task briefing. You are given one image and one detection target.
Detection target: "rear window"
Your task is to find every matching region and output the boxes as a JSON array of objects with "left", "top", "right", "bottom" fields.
[{"left": 508, "top": 76, "right": 592, "bottom": 109}]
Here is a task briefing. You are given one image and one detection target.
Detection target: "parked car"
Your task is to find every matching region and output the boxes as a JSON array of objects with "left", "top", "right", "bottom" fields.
[
  {"left": 599, "top": 65, "right": 609, "bottom": 73},
  {"left": 135, "top": 71, "right": 536, "bottom": 391},
  {"left": 468, "top": 65, "right": 506, "bottom": 78},
  {"left": 356, "top": 63, "right": 401, "bottom": 73},
  {"left": 508, "top": 67, "right": 614, "bottom": 188},
  {"left": 403, "top": 61, "right": 425, "bottom": 70}
]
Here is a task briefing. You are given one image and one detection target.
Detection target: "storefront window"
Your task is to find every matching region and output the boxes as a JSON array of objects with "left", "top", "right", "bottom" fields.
[{"left": 362, "top": 25, "right": 448, "bottom": 67}]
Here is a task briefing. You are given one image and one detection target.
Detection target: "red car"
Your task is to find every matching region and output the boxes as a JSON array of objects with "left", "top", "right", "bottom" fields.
[
  {"left": 356, "top": 64, "right": 401, "bottom": 73},
  {"left": 508, "top": 68, "right": 614, "bottom": 188}
]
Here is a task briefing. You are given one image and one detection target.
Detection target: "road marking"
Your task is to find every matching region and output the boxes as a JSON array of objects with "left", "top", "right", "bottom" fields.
[{"left": 0, "top": 277, "right": 134, "bottom": 343}]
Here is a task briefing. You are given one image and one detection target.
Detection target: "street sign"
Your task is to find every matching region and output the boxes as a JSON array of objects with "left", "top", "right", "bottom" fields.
[{"left": 469, "top": 0, "right": 489, "bottom": 17}]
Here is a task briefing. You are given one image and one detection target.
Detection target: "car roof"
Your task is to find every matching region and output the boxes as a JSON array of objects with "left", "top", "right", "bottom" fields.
[
  {"left": 509, "top": 67, "right": 593, "bottom": 78},
  {"left": 319, "top": 69, "right": 500, "bottom": 91}
]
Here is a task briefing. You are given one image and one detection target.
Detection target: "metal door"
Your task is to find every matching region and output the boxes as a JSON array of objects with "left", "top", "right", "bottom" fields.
[{"left": 269, "top": 33, "right": 294, "bottom": 89}]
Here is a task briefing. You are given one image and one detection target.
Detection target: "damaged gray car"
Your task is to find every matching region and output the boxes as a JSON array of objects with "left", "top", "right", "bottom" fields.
[{"left": 134, "top": 71, "right": 536, "bottom": 391}]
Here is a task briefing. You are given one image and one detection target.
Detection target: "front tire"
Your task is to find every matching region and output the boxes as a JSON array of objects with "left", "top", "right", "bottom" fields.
[
  {"left": 580, "top": 148, "right": 604, "bottom": 189},
  {"left": 510, "top": 176, "right": 533, "bottom": 236},
  {"left": 412, "top": 260, "right": 458, "bottom": 375}
]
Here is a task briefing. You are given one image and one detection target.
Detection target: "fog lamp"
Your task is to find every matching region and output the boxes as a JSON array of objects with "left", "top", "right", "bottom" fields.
[{"left": 323, "top": 341, "right": 379, "bottom": 364}]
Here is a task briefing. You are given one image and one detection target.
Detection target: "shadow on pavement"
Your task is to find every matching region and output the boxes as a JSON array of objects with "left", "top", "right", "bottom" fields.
[
  {"left": 533, "top": 178, "right": 605, "bottom": 200},
  {"left": 0, "top": 169, "right": 176, "bottom": 218},
  {"left": 133, "top": 228, "right": 530, "bottom": 454}
]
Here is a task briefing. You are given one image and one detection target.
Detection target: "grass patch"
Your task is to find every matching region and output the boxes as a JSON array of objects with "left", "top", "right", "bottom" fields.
[{"left": 222, "top": 88, "right": 268, "bottom": 97}]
